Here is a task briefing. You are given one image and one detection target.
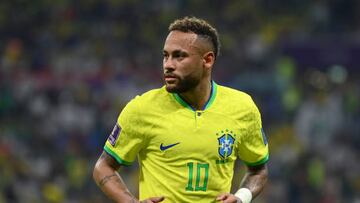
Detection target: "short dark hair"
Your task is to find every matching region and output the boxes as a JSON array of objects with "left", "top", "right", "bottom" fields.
[{"left": 168, "top": 16, "right": 220, "bottom": 59}]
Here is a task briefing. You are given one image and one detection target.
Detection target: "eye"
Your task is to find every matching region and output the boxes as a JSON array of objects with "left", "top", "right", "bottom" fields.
[
  {"left": 174, "top": 52, "right": 187, "bottom": 60},
  {"left": 173, "top": 52, "right": 181, "bottom": 58},
  {"left": 163, "top": 52, "right": 169, "bottom": 60}
]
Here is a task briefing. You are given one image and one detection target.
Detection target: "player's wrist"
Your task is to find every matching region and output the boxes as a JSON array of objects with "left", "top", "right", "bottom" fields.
[{"left": 234, "top": 188, "right": 252, "bottom": 203}]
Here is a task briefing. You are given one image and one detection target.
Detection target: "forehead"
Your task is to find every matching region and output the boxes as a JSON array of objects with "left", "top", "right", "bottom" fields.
[{"left": 163, "top": 31, "right": 199, "bottom": 52}]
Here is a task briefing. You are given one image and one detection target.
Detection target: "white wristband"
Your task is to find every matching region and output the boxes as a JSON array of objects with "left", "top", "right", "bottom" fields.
[{"left": 234, "top": 188, "right": 252, "bottom": 203}]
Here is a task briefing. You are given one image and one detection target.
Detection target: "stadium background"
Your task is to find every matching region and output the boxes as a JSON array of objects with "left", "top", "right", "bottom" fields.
[{"left": 0, "top": 0, "right": 359, "bottom": 202}]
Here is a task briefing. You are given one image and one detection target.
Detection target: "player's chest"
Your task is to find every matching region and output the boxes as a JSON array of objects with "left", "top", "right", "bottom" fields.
[{"left": 145, "top": 111, "right": 240, "bottom": 161}]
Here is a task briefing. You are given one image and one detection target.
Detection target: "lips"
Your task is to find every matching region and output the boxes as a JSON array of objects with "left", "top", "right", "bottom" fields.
[
  {"left": 164, "top": 73, "right": 177, "bottom": 79},
  {"left": 164, "top": 74, "right": 178, "bottom": 83}
]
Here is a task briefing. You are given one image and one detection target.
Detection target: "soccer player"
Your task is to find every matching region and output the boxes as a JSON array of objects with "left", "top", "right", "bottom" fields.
[{"left": 93, "top": 16, "right": 269, "bottom": 203}]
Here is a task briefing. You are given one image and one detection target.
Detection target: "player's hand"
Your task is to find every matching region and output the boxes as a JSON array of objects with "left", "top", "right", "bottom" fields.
[
  {"left": 140, "top": 196, "right": 165, "bottom": 203},
  {"left": 216, "top": 193, "right": 241, "bottom": 203}
]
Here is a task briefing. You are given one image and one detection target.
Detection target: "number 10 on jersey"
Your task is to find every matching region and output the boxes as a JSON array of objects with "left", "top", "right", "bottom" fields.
[{"left": 186, "top": 162, "right": 209, "bottom": 191}]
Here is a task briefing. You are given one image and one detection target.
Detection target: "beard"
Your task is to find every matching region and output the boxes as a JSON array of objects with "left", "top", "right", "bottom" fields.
[{"left": 164, "top": 74, "right": 201, "bottom": 93}]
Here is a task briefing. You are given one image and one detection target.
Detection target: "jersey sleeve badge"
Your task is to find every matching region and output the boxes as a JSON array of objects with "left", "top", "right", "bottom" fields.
[{"left": 108, "top": 124, "right": 121, "bottom": 146}]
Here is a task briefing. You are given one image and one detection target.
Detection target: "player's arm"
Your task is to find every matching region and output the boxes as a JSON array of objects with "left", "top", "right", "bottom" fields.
[
  {"left": 93, "top": 151, "right": 136, "bottom": 202},
  {"left": 216, "top": 163, "right": 268, "bottom": 203},
  {"left": 93, "top": 151, "right": 164, "bottom": 203},
  {"left": 240, "top": 163, "right": 268, "bottom": 198}
]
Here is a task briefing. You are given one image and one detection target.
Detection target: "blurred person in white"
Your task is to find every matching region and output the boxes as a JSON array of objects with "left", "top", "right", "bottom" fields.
[{"left": 294, "top": 70, "right": 344, "bottom": 153}]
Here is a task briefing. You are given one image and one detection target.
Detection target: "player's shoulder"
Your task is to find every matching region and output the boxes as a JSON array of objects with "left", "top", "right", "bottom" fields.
[
  {"left": 126, "top": 86, "right": 170, "bottom": 111},
  {"left": 217, "top": 84, "right": 255, "bottom": 107},
  {"left": 216, "top": 84, "right": 260, "bottom": 120},
  {"left": 134, "top": 86, "right": 168, "bottom": 103}
]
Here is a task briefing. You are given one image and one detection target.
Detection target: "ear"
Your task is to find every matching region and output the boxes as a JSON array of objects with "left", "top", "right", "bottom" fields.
[{"left": 202, "top": 51, "right": 215, "bottom": 69}]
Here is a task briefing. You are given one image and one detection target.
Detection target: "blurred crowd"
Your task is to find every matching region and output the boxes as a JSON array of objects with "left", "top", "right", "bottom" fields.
[{"left": 0, "top": 0, "right": 360, "bottom": 202}]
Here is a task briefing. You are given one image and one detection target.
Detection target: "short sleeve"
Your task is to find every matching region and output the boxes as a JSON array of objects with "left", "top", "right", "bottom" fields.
[
  {"left": 237, "top": 101, "right": 269, "bottom": 166},
  {"left": 104, "top": 96, "right": 145, "bottom": 166}
]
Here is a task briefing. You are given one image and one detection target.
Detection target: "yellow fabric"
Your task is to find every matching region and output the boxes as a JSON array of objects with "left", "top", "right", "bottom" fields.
[{"left": 104, "top": 82, "right": 269, "bottom": 203}]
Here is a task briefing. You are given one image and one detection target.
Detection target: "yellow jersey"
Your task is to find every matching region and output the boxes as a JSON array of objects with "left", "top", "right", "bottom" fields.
[{"left": 104, "top": 81, "right": 269, "bottom": 203}]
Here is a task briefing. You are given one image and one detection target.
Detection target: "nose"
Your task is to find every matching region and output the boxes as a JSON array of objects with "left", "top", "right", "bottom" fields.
[{"left": 163, "top": 57, "right": 175, "bottom": 72}]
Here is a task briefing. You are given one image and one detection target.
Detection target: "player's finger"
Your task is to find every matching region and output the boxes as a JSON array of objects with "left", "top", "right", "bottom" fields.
[
  {"left": 222, "top": 196, "right": 240, "bottom": 203},
  {"left": 216, "top": 193, "right": 228, "bottom": 201},
  {"left": 149, "top": 196, "right": 165, "bottom": 202}
]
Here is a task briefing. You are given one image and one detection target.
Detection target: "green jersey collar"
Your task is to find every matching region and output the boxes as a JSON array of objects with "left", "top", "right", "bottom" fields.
[{"left": 172, "top": 81, "right": 218, "bottom": 111}]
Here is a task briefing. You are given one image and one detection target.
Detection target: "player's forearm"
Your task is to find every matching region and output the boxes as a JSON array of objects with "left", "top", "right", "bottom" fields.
[
  {"left": 93, "top": 159, "right": 136, "bottom": 203},
  {"left": 239, "top": 164, "right": 268, "bottom": 199}
]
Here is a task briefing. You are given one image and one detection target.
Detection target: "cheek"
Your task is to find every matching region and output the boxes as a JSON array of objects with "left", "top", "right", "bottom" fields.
[
  {"left": 179, "top": 59, "right": 203, "bottom": 76},
  {"left": 190, "top": 61, "right": 205, "bottom": 78}
]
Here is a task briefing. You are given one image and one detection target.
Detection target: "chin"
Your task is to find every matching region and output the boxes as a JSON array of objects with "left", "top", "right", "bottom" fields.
[
  {"left": 164, "top": 78, "right": 197, "bottom": 93},
  {"left": 165, "top": 84, "right": 178, "bottom": 93},
  {"left": 165, "top": 84, "right": 190, "bottom": 93}
]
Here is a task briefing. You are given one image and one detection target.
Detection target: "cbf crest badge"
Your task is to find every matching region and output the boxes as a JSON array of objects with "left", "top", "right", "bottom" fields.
[{"left": 217, "top": 130, "right": 236, "bottom": 159}]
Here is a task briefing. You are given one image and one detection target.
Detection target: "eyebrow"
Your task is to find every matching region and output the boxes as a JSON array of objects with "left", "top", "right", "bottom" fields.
[
  {"left": 163, "top": 48, "right": 183, "bottom": 53},
  {"left": 163, "top": 49, "right": 200, "bottom": 57}
]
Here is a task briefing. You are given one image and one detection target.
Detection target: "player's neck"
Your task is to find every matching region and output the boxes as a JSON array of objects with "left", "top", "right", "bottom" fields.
[{"left": 179, "top": 80, "right": 212, "bottom": 111}]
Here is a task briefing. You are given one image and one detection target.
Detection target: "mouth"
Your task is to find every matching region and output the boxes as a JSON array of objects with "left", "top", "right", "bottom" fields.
[{"left": 164, "top": 74, "right": 178, "bottom": 83}]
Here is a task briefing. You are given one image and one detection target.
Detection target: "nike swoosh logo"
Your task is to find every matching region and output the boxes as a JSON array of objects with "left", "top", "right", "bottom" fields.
[{"left": 160, "top": 142, "right": 180, "bottom": 151}]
